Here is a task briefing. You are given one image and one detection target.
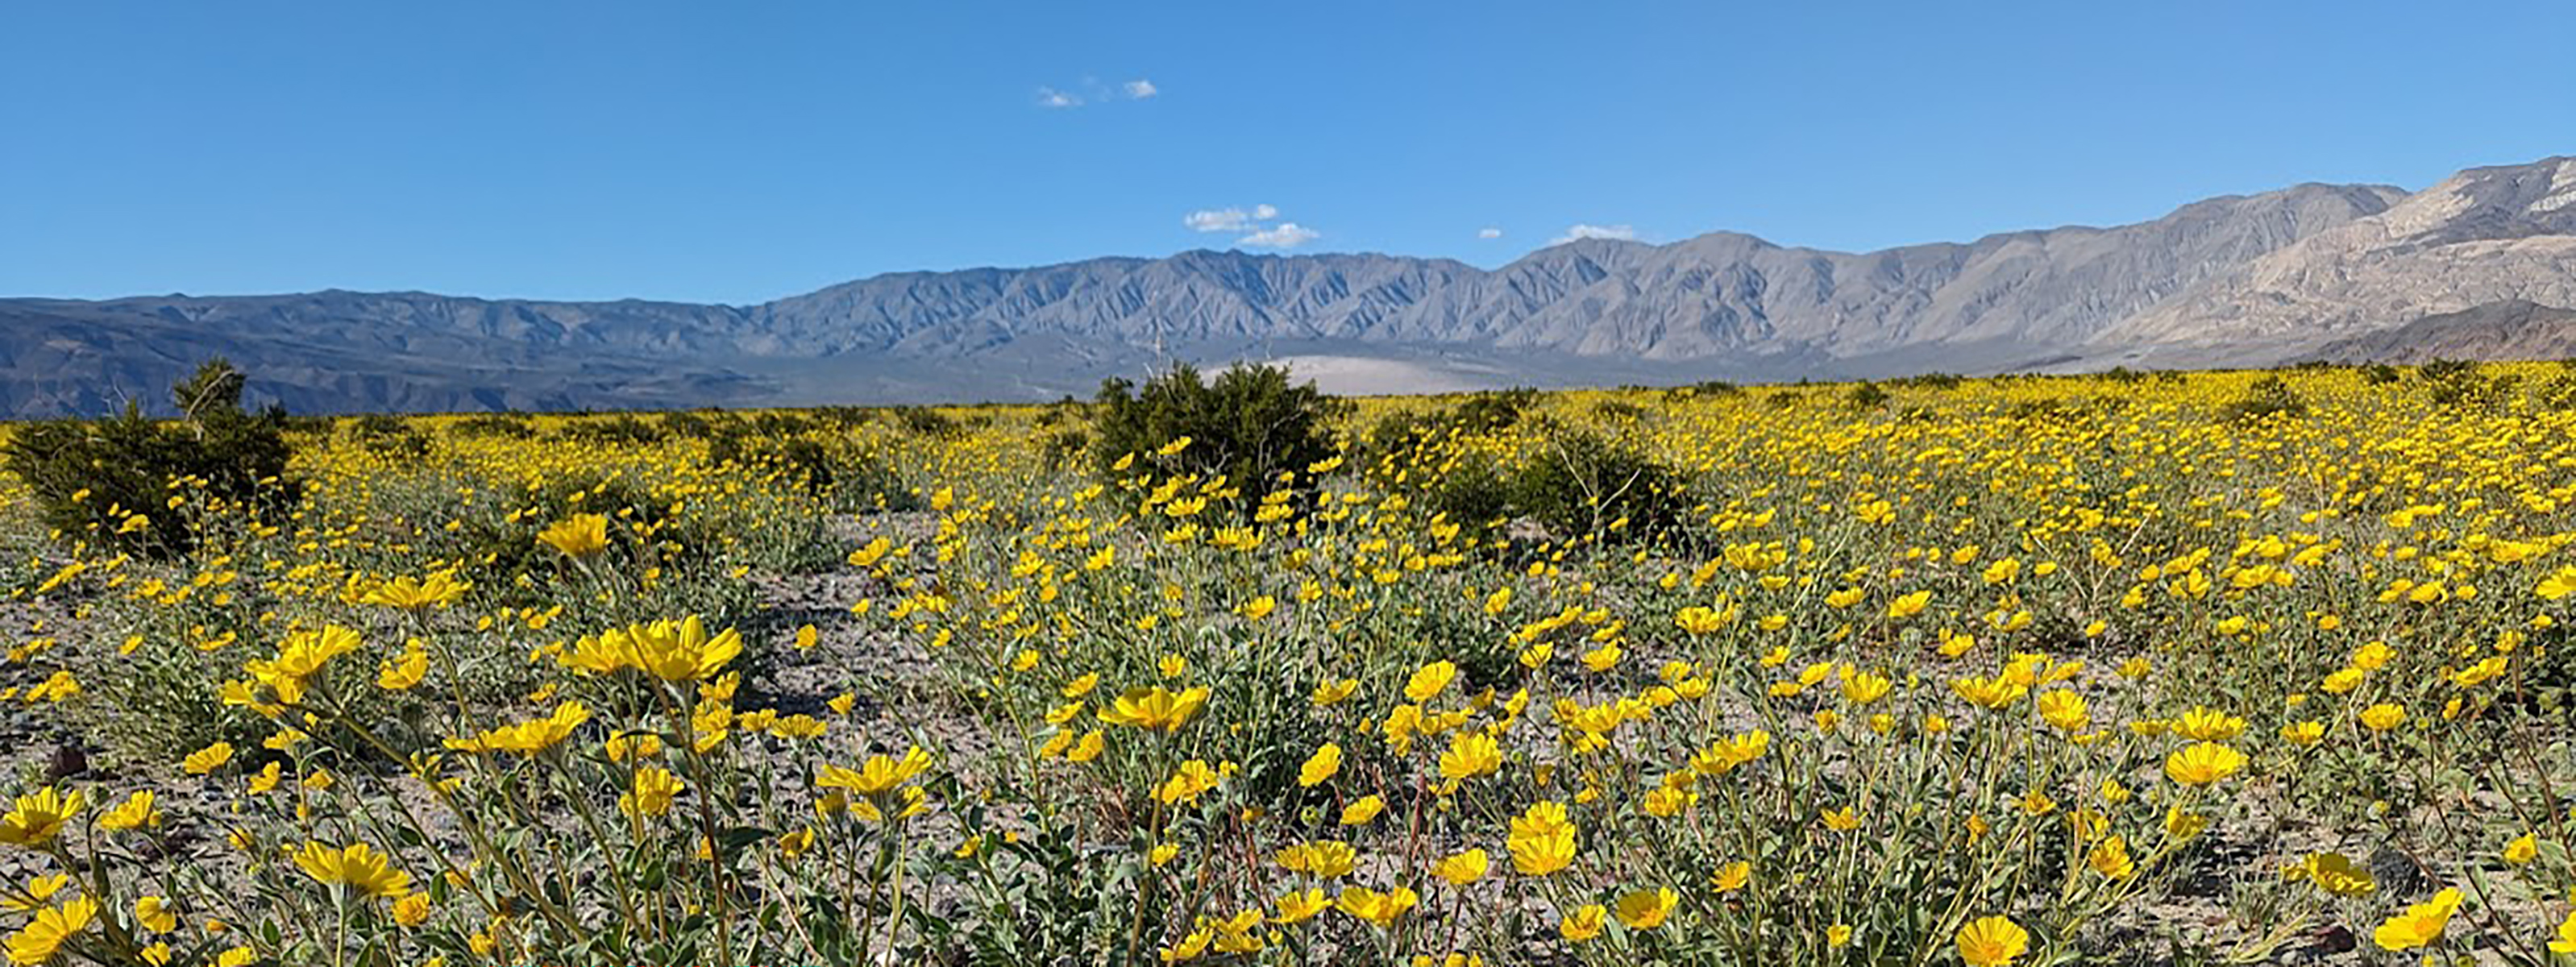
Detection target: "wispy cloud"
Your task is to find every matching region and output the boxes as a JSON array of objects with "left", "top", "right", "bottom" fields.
[
  {"left": 1184, "top": 204, "right": 1278, "bottom": 233},
  {"left": 1478, "top": 226, "right": 1504, "bottom": 239},
  {"left": 1037, "top": 77, "right": 1158, "bottom": 108},
  {"left": 1238, "top": 222, "right": 1319, "bottom": 248},
  {"left": 1548, "top": 223, "right": 1638, "bottom": 245}
]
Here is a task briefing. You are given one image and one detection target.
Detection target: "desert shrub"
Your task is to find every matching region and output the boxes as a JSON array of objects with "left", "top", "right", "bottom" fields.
[
  {"left": 1038, "top": 428, "right": 1091, "bottom": 470},
  {"left": 2359, "top": 363, "right": 2403, "bottom": 385},
  {"left": 345, "top": 413, "right": 431, "bottom": 459},
  {"left": 2424, "top": 367, "right": 2520, "bottom": 410},
  {"left": 2223, "top": 376, "right": 2308, "bottom": 422},
  {"left": 559, "top": 414, "right": 667, "bottom": 445},
  {"left": 1509, "top": 430, "right": 1689, "bottom": 544},
  {"left": 1591, "top": 399, "right": 1649, "bottom": 422},
  {"left": 1, "top": 359, "right": 299, "bottom": 557},
  {"left": 1765, "top": 391, "right": 1801, "bottom": 409},
  {"left": 447, "top": 412, "right": 538, "bottom": 439},
  {"left": 2416, "top": 358, "right": 2478, "bottom": 384},
  {"left": 1449, "top": 387, "right": 1540, "bottom": 434},
  {"left": 1364, "top": 388, "right": 1540, "bottom": 461},
  {"left": 891, "top": 406, "right": 964, "bottom": 439},
  {"left": 1846, "top": 381, "right": 1892, "bottom": 409},
  {"left": 1089, "top": 363, "right": 1346, "bottom": 503},
  {"left": 1893, "top": 372, "right": 1964, "bottom": 390},
  {"left": 708, "top": 434, "right": 839, "bottom": 497},
  {"left": 1415, "top": 456, "right": 1514, "bottom": 546},
  {"left": 2539, "top": 374, "right": 2576, "bottom": 409}
]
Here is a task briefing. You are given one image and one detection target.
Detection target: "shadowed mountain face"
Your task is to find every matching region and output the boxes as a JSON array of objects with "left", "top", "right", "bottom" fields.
[{"left": 6, "top": 157, "right": 2574, "bottom": 417}]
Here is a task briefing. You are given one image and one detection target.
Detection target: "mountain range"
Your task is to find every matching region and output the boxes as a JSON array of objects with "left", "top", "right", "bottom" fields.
[{"left": 6, "top": 156, "right": 2574, "bottom": 417}]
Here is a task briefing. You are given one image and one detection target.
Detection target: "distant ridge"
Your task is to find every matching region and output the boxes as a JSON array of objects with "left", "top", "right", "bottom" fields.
[{"left": 6, "top": 156, "right": 2574, "bottom": 416}]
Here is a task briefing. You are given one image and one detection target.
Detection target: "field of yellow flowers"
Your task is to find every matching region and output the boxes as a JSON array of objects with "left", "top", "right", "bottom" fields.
[{"left": 4, "top": 364, "right": 2576, "bottom": 966}]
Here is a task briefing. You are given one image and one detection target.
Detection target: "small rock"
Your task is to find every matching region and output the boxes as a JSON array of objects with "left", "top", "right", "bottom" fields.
[{"left": 45, "top": 742, "right": 88, "bottom": 781}]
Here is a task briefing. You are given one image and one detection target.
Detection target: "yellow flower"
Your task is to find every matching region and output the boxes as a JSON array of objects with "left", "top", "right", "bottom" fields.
[
  {"left": 1273, "top": 888, "right": 1330, "bottom": 924},
  {"left": 563, "top": 616, "right": 742, "bottom": 683},
  {"left": 1841, "top": 670, "right": 1893, "bottom": 705},
  {"left": 1956, "top": 915, "right": 2030, "bottom": 967},
  {"left": 1098, "top": 686, "right": 1211, "bottom": 731},
  {"left": 2287, "top": 852, "right": 2375, "bottom": 896},
  {"left": 1298, "top": 744, "right": 1342, "bottom": 787},
  {"left": 1278, "top": 840, "right": 1357, "bottom": 878},
  {"left": 1506, "top": 801, "right": 1576, "bottom": 876},
  {"left": 99, "top": 791, "right": 160, "bottom": 831},
  {"left": 2035, "top": 689, "right": 2088, "bottom": 731},
  {"left": 445, "top": 701, "right": 592, "bottom": 756},
  {"left": 1311, "top": 679, "right": 1359, "bottom": 706},
  {"left": 2502, "top": 832, "right": 2537, "bottom": 865},
  {"left": 621, "top": 767, "right": 684, "bottom": 817},
  {"left": 5, "top": 896, "right": 96, "bottom": 965},
  {"left": 1613, "top": 887, "right": 1676, "bottom": 929},
  {"left": 242, "top": 625, "right": 364, "bottom": 704},
  {"left": 0, "top": 788, "right": 84, "bottom": 849},
  {"left": 1432, "top": 849, "right": 1490, "bottom": 886},
  {"left": 293, "top": 842, "right": 413, "bottom": 899},
  {"left": 2358, "top": 703, "right": 2405, "bottom": 732},
  {"left": 1340, "top": 795, "right": 1385, "bottom": 825},
  {"left": 391, "top": 893, "right": 431, "bottom": 928},
  {"left": 359, "top": 571, "right": 471, "bottom": 610},
  {"left": 1887, "top": 589, "right": 1931, "bottom": 619},
  {"left": 1951, "top": 674, "right": 2027, "bottom": 709},
  {"left": 2163, "top": 742, "right": 2246, "bottom": 786},
  {"left": 1438, "top": 731, "right": 1502, "bottom": 782},
  {"left": 536, "top": 513, "right": 610, "bottom": 558},
  {"left": 2088, "top": 836, "right": 2135, "bottom": 879},
  {"left": 1557, "top": 903, "right": 1606, "bottom": 941},
  {"left": 1152, "top": 760, "right": 1223, "bottom": 807},
  {"left": 2174, "top": 707, "right": 2246, "bottom": 741},
  {"left": 1335, "top": 886, "right": 1417, "bottom": 929},
  {"left": 4, "top": 874, "right": 65, "bottom": 913},
  {"left": 816, "top": 747, "right": 934, "bottom": 799},
  {"left": 1711, "top": 861, "right": 1751, "bottom": 892},
  {"left": 2550, "top": 907, "right": 2576, "bottom": 954},
  {"left": 377, "top": 645, "right": 429, "bottom": 691},
  {"left": 2371, "top": 887, "right": 2461, "bottom": 951},
  {"left": 1405, "top": 661, "right": 1457, "bottom": 702},
  {"left": 135, "top": 895, "right": 177, "bottom": 933}
]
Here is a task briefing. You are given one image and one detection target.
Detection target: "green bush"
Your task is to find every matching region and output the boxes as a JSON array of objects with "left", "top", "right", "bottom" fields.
[
  {"left": 2416, "top": 359, "right": 2478, "bottom": 384},
  {"left": 447, "top": 412, "right": 538, "bottom": 439},
  {"left": 1508, "top": 430, "right": 1689, "bottom": 544},
  {"left": 2222, "top": 376, "right": 2308, "bottom": 422},
  {"left": 1090, "top": 363, "right": 1346, "bottom": 502},
  {"left": 1846, "top": 382, "right": 1892, "bottom": 409},
  {"left": 559, "top": 415, "right": 667, "bottom": 445},
  {"left": 891, "top": 406, "right": 964, "bottom": 439},
  {"left": 1, "top": 359, "right": 299, "bottom": 556},
  {"left": 345, "top": 413, "right": 431, "bottom": 459},
  {"left": 2360, "top": 363, "right": 2403, "bottom": 385}
]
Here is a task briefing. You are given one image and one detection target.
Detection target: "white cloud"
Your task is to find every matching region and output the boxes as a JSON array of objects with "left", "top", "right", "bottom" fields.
[
  {"left": 1548, "top": 223, "right": 1638, "bottom": 245},
  {"left": 1036, "top": 86, "right": 1081, "bottom": 109},
  {"left": 1124, "top": 79, "right": 1158, "bottom": 99},
  {"left": 1238, "top": 222, "right": 1319, "bottom": 248},
  {"left": 1184, "top": 206, "right": 1261, "bottom": 232},
  {"left": 1478, "top": 226, "right": 1504, "bottom": 239}
]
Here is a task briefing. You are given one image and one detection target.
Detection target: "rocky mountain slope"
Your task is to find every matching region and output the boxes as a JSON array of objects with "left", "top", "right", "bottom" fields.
[{"left": 5, "top": 156, "right": 2572, "bottom": 417}]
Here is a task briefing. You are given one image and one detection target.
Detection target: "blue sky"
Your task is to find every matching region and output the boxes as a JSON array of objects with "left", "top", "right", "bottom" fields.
[{"left": 4, "top": 1, "right": 2570, "bottom": 305}]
